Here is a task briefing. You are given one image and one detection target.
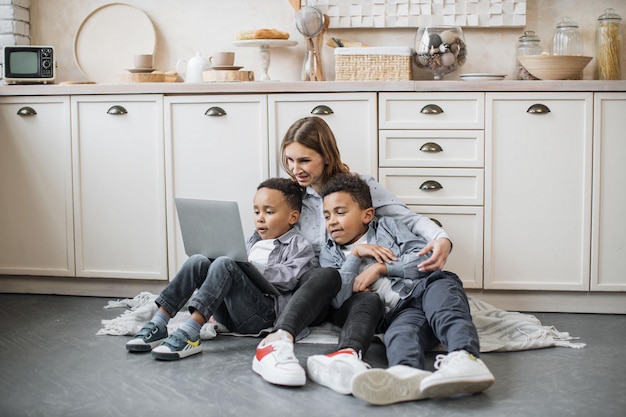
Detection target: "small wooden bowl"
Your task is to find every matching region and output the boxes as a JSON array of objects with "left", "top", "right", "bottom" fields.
[{"left": 518, "top": 55, "right": 592, "bottom": 80}]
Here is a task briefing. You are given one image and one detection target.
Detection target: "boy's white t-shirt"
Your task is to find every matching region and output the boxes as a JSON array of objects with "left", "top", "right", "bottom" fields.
[
  {"left": 247, "top": 238, "right": 276, "bottom": 274},
  {"left": 342, "top": 235, "right": 400, "bottom": 312}
]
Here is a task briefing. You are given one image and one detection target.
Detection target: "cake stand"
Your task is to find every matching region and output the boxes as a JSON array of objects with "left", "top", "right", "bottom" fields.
[{"left": 233, "top": 39, "right": 297, "bottom": 81}]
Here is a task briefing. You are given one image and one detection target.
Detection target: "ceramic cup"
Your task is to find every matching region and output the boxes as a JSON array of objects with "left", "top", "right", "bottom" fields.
[
  {"left": 133, "top": 54, "right": 154, "bottom": 69},
  {"left": 209, "top": 52, "right": 235, "bottom": 67}
]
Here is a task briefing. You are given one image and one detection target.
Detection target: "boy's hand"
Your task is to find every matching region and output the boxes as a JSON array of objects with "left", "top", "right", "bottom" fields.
[
  {"left": 417, "top": 237, "right": 451, "bottom": 272},
  {"left": 353, "top": 263, "right": 386, "bottom": 292},
  {"left": 352, "top": 244, "right": 397, "bottom": 264}
]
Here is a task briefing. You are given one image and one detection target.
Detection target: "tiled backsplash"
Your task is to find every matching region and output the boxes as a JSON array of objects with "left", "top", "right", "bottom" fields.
[
  {"left": 0, "top": 0, "right": 30, "bottom": 47},
  {"left": 307, "top": 0, "right": 527, "bottom": 28}
]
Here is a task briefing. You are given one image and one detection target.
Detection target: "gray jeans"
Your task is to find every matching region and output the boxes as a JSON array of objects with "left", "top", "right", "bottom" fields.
[
  {"left": 381, "top": 270, "right": 480, "bottom": 369},
  {"left": 155, "top": 254, "right": 276, "bottom": 334}
]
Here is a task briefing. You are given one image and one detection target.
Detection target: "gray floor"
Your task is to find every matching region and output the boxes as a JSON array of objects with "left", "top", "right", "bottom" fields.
[{"left": 0, "top": 293, "right": 624, "bottom": 417}]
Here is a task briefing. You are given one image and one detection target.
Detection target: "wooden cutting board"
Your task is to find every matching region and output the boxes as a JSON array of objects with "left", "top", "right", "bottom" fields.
[
  {"left": 202, "top": 70, "right": 255, "bottom": 82},
  {"left": 117, "top": 72, "right": 179, "bottom": 83}
]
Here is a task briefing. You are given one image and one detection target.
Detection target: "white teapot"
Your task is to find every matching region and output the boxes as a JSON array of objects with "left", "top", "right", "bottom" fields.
[{"left": 176, "top": 52, "right": 210, "bottom": 83}]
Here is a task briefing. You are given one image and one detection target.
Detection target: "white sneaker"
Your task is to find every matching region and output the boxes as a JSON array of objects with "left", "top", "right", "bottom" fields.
[
  {"left": 307, "top": 348, "right": 369, "bottom": 395},
  {"left": 252, "top": 330, "right": 305, "bottom": 386},
  {"left": 420, "top": 350, "right": 495, "bottom": 398},
  {"left": 351, "top": 365, "right": 432, "bottom": 405}
]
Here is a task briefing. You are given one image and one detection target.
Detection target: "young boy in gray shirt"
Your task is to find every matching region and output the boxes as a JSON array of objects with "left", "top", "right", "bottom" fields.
[{"left": 313, "top": 173, "right": 494, "bottom": 404}]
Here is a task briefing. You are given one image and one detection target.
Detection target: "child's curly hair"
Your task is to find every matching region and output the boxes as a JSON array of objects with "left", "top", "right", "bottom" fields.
[
  {"left": 257, "top": 178, "right": 305, "bottom": 211},
  {"left": 319, "top": 173, "right": 372, "bottom": 210}
]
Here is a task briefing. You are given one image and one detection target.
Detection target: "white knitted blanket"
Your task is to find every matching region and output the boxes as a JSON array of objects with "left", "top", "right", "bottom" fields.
[{"left": 97, "top": 292, "right": 586, "bottom": 351}]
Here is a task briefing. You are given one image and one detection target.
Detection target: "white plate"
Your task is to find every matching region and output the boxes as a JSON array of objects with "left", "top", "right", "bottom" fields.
[
  {"left": 74, "top": 3, "right": 156, "bottom": 83},
  {"left": 126, "top": 68, "right": 155, "bottom": 74},
  {"left": 209, "top": 65, "right": 244, "bottom": 71},
  {"left": 460, "top": 73, "right": 506, "bottom": 81}
]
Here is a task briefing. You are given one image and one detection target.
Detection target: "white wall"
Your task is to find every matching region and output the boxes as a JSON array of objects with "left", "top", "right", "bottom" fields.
[
  {"left": 30, "top": 0, "right": 626, "bottom": 82},
  {"left": 0, "top": 0, "right": 30, "bottom": 46}
]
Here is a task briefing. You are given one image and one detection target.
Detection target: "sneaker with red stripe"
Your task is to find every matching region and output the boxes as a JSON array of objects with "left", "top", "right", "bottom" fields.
[
  {"left": 252, "top": 330, "right": 305, "bottom": 386},
  {"left": 306, "top": 348, "right": 369, "bottom": 394}
]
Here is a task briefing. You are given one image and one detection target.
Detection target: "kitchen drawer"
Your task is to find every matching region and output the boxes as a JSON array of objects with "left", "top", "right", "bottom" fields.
[
  {"left": 410, "top": 205, "right": 484, "bottom": 289},
  {"left": 379, "top": 129, "right": 484, "bottom": 168},
  {"left": 379, "top": 168, "right": 483, "bottom": 206},
  {"left": 379, "top": 92, "right": 484, "bottom": 130}
]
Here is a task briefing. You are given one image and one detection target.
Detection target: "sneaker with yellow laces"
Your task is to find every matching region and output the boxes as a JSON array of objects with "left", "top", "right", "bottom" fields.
[{"left": 151, "top": 328, "right": 201, "bottom": 360}]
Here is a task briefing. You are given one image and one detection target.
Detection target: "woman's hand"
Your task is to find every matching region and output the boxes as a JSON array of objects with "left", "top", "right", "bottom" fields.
[{"left": 417, "top": 237, "right": 451, "bottom": 272}]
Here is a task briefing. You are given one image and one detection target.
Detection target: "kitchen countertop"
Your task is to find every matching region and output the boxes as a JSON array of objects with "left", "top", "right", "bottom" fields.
[{"left": 2, "top": 80, "right": 626, "bottom": 96}]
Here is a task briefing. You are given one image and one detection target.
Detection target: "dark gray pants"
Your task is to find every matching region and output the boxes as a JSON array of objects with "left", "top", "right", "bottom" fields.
[{"left": 380, "top": 270, "right": 479, "bottom": 369}]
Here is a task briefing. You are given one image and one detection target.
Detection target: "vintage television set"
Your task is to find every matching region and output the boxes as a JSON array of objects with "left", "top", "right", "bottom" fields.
[{"left": 2, "top": 46, "right": 55, "bottom": 84}]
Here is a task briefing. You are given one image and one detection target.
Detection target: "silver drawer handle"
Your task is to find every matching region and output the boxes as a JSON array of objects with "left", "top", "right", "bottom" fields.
[
  {"left": 526, "top": 104, "right": 551, "bottom": 114},
  {"left": 17, "top": 106, "right": 37, "bottom": 116},
  {"left": 420, "top": 142, "right": 443, "bottom": 153},
  {"left": 420, "top": 180, "right": 443, "bottom": 191},
  {"left": 420, "top": 104, "right": 444, "bottom": 115},
  {"left": 107, "top": 105, "right": 128, "bottom": 115},
  {"left": 205, "top": 106, "right": 227, "bottom": 116},
  {"left": 311, "top": 105, "right": 334, "bottom": 115}
]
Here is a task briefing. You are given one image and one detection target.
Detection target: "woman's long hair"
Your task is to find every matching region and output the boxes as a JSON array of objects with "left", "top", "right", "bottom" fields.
[{"left": 280, "top": 116, "right": 350, "bottom": 184}]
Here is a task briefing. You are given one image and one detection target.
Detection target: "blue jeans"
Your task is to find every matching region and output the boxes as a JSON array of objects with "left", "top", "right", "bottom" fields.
[
  {"left": 381, "top": 270, "right": 480, "bottom": 369},
  {"left": 155, "top": 254, "right": 276, "bottom": 334}
]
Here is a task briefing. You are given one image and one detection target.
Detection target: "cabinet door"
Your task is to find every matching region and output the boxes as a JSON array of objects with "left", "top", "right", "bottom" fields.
[
  {"left": 268, "top": 93, "right": 377, "bottom": 179},
  {"left": 165, "top": 95, "right": 269, "bottom": 274},
  {"left": 411, "top": 205, "right": 483, "bottom": 289},
  {"left": 71, "top": 95, "right": 167, "bottom": 280},
  {"left": 592, "top": 93, "right": 626, "bottom": 291},
  {"left": 0, "top": 96, "right": 74, "bottom": 276},
  {"left": 485, "top": 93, "right": 593, "bottom": 290}
]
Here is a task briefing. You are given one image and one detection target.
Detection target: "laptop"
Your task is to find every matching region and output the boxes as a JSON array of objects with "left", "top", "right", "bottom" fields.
[{"left": 174, "top": 198, "right": 281, "bottom": 296}]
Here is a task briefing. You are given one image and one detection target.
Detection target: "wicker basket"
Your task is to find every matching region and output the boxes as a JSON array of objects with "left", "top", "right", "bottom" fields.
[{"left": 334, "top": 47, "right": 413, "bottom": 81}]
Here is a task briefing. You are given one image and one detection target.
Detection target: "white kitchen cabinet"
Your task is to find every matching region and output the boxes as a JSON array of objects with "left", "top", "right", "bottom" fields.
[
  {"left": 268, "top": 93, "right": 377, "bottom": 179},
  {"left": 378, "top": 93, "right": 485, "bottom": 289},
  {"left": 71, "top": 95, "right": 167, "bottom": 280},
  {"left": 165, "top": 95, "right": 269, "bottom": 275},
  {"left": 591, "top": 93, "right": 626, "bottom": 291},
  {"left": 0, "top": 96, "right": 74, "bottom": 276},
  {"left": 485, "top": 92, "right": 593, "bottom": 291}
]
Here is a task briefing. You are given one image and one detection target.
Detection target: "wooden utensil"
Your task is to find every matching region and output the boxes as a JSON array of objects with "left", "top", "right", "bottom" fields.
[
  {"left": 288, "top": 0, "right": 300, "bottom": 11},
  {"left": 312, "top": 14, "right": 329, "bottom": 81}
]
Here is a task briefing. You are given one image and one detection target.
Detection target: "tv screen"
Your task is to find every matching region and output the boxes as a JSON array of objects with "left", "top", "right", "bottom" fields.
[{"left": 11, "top": 51, "right": 39, "bottom": 74}]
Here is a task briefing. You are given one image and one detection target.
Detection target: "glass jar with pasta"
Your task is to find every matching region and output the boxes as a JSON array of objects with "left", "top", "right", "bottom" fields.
[{"left": 596, "top": 8, "right": 622, "bottom": 80}]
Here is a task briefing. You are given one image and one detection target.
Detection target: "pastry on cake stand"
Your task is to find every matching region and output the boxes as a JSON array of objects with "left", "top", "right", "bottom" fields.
[{"left": 233, "top": 39, "right": 297, "bottom": 81}]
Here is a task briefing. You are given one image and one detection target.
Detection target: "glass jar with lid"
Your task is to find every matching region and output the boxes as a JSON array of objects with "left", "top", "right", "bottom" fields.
[
  {"left": 516, "top": 30, "right": 542, "bottom": 80},
  {"left": 552, "top": 16, "right": 583, "bottom": 55},
  {"left": 596, "top": 8, "right": 622, "bottom": 80}
]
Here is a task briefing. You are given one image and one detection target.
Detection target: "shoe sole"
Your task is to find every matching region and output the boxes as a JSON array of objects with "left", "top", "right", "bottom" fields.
[
  {"left": 421, "top": 375, "right": 494, "bottom": 399},
  {"left": 151, "top": 345, "right": 202, "bottom": 361},
  {"left": 125, "top": 338, "right": 166, "bottom": 353},
  {"left": 307, "top": 356, "right": 363, "bottom": 395},
  {"left": 351, "top": 369, "right": 429, "bottom": 405},
  {"left": 252, "top": 358, "right": 306, "bottom": 386}
]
